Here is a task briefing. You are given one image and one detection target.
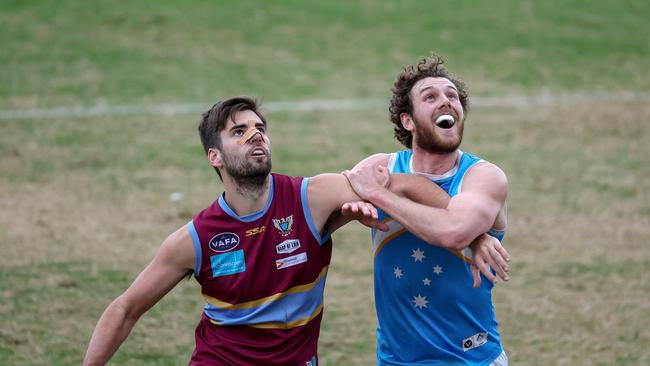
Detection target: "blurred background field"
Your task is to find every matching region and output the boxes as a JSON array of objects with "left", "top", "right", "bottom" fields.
[{"left": 1, "top": 1, "right": 649, "bottom": 365}]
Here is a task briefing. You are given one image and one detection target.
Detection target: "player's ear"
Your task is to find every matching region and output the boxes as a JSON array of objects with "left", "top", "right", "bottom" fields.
[
  {"left": 208, "top": 148, "right": 223, "bottom": 169},
  {"left": 400, "top": 113, "right": 415, "bottom": 131}
]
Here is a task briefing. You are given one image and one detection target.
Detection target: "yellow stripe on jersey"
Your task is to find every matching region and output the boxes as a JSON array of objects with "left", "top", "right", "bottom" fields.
[
  {"left": 373, "top": 218, "right": 474, "bottom": 264},
  {"left": 202, "top": 265, "right": 329, "bottom": 310}
]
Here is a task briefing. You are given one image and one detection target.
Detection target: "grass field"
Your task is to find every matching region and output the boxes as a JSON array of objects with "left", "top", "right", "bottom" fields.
[{"left": 1, "top": 1, "right": 649, "bottom": 365}]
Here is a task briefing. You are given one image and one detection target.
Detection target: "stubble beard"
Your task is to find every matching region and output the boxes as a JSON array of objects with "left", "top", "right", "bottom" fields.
[{"left": 222, "top": 151, "right": 273, "bottom": 197}]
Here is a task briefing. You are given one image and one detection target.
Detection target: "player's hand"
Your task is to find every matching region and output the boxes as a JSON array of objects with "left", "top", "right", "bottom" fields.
[
  {"left": 342, "top": 165, "right": 391, "bottom": 201},
  {"left": 469, "top": 234, "right": 510, "bottom": 288},
  {"left": 341, "top": 201, "right": 389, "bottom": 232}
]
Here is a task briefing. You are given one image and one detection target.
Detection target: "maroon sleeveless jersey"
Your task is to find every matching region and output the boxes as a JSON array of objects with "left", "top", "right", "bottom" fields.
[{"left": 187, "top": 173, "right": 332, "bottom": 366}]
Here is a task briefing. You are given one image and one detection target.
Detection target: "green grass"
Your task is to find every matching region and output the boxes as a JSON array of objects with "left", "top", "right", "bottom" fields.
[
  {"left": 1, "top": 0, "right": 649, "bottom": 109},
  {"left": 1, "top": 1, "right": 650, "bottom": 365}
]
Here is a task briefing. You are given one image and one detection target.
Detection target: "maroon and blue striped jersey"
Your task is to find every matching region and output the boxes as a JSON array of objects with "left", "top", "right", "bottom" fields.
[{"left": 187, "top": 173, "right": 331, "bottom": 366}]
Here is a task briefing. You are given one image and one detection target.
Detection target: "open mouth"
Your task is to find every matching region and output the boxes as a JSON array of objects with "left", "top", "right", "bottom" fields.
[
  {"left": 435, "top": 114, "right": 456, "bottom": 129},
  {"left": 250, "top": 148, "right": 267, "bottom": 157}
]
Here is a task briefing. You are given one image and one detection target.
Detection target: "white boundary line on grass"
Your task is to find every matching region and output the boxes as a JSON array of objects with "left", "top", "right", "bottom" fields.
[{"left": 1, "top": 91, "right": 649, "bottom": 120}]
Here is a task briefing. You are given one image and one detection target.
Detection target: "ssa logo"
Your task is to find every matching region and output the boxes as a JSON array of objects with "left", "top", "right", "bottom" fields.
[{"left": 209, "top": 232, "right": 240, "bottom": 252}]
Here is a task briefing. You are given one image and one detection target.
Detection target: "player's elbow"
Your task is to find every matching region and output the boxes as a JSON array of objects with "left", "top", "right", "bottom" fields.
[{"left": 434, "top": 226, "right": 473, "bottom": 250}]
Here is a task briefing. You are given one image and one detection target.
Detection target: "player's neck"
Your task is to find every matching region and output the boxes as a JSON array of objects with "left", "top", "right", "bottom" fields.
[
  {"left": 411, "top": 148, "right": 460, "bottom": 175},
  {"left": 222, "top": 174, "right": 271, "bottom": 216}
]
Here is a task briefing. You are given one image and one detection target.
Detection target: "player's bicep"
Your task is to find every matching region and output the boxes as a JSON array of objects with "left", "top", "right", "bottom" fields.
[
  {"left": 448, "top": 164, "right": 508, "bottom": 231},
  {"left": 120, "top": 227, "right": 194, "bottom": 317},
  {"left": 308, "top": 173, "right": 359, "bottom": 213}
]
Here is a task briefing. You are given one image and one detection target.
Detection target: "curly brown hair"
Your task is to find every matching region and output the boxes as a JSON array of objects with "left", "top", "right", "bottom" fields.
[{"left": 389, "top": 54, "right": 469, "bottom": 148}]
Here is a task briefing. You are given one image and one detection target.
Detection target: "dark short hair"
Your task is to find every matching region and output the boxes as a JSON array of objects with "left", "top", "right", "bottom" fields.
[
  {"left": 389, "top": 54, "right": 469, "bottom": 148},
  {"left": 198, "top": 96, "right": 267, "bottom": 178}
]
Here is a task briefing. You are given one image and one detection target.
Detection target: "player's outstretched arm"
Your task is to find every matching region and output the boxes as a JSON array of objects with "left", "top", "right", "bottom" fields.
[
  {"left": 344, "top": 161, "right": 508, "bottom": 250},
  {"left": 307, "top": 163, "right": 454, "bottom": 236},
  {"left": 83, "top": 227, "right": 195, "bottom": 366}
]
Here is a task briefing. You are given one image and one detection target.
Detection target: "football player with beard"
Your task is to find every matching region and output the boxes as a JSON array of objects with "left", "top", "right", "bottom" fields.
[{"left": 343, "top": 54, "right": 510, "bottom": 366}]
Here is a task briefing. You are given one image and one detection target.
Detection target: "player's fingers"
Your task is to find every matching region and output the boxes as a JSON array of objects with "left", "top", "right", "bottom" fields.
[
  {"left": 471, "top": 265, "right": 481, "bottom": 288},
  {"left": 495, "top": 242, "right": 510, "bottom": 263},
  {"left": 360, "top": 203, "right": 372, "bottom": 218},
  {"left": 490, "top": 245, "right": 510, "bottom": 276},
  {"left": 368, "top": 204, "right": 379, "bottom": 220},
  {"left": 485, "top": 245, "right": 509, "bottom": 281},
  {"left": 483, "top": 249, "right": 507, "bottom": 282},
  {"left": 474, "top": 255, "right": 495, "bottom": 283},
  {"left": 377, "top": 222, "right": 389, "bottom": 232}
]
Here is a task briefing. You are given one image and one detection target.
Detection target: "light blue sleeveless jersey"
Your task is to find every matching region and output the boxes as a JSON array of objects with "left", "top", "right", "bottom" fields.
[{"left": 372, "top": 150, "right": 504, "bottom": 366}]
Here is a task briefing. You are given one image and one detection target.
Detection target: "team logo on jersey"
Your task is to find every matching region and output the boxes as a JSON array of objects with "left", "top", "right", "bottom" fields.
[
  {"left": 209, "top": 232, "right": 240, "bottom": 252},
  {"left": 276, "top": 252, "right": 307, "bottom": 269},
  {"left": 462, "top": 332, "right": 488, "bottom": 352},
  {"left": 272, "top": 215, "right": 293, "bottom": 236},
  {"left": 245, "top": 225, "right": 265, "bottom": 237},
  {"left": 276, "top": 239, "right": 301, "bottom": 254}
]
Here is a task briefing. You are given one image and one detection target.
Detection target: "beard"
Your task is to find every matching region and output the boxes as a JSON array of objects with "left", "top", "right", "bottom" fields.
[
  {"left": 413, "top": 117, "right": 464, "bottom": 154},
  {"left": 221, "top": 149, "right": 272, "bottom": 194}
]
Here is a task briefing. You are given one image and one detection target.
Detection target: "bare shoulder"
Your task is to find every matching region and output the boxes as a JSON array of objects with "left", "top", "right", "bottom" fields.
[
  {"left": 353, "top": 153, "right": 391, "bottom": 170},
  {"left": 463, "top": 161, "right": 508, "bottom": 198},
  {"left": 157, "top": 225, "right": 195, "bottom": 271}
]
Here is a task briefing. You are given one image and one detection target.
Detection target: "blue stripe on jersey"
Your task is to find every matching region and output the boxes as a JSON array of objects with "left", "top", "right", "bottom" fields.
[
  {"left": 187, "top": 220, "right": 202, "bottom": 277},
  {"left": 202, "top": 269, "right": 327, "bottom": 326},
  {"left": 301, "top": 178, "right": 331, "bottom": 245},
  {"left": 218, "top": 175, "right": 275, "bottom": 222}
]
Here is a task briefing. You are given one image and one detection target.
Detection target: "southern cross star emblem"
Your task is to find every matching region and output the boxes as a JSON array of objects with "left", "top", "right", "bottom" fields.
[
  {"left": 393, "top": 267, "right": 403, "bottom": 279},
  {"left": 272, "top": 215, "right": 294, "bottom": 236},
  {"left": 433, "top": 265, "right": 443, "bottom": 275},
  {"left": 412, "top": 294, "right": 429, "bottom": 309},
  {"left": 411, "top": 248, "right": 426, "bottom": 262}
]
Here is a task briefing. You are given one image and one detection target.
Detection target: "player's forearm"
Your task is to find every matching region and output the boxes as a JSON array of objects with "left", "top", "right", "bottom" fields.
[
  {"left": 84, "top": 299, "right": 139, "bottom": 366},
  {"left": 390, "top": 173, "right": 451, "bottom": 208},
  {"left": 366, "top": 187, "right": 469, "bottom": 249},
  {"left": 325, "top": 210, "right": 350, "bottom": 233}
]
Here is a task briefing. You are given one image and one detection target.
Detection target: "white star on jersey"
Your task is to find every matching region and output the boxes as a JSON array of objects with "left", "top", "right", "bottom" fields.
[
  {"left": 433, "top": 265, "right": 443, "bottom": 275},
  {"left": 422, "top": 277, "right": 431, "bottom": 286},
  {"left": 412, "top": 294, "right": 429, "bottom": 309},
  {"left": 411, "top": 248, "right": 426, "bottom": 262},
  {"left": 394, "top": 267, "right": 403, "bottom": 279}
]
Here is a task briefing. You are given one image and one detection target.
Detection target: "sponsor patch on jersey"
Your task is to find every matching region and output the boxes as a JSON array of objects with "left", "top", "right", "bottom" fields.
[
  {"left": 272, "top": 214, "right": 293, "bottom": 236},
  {"left": 276, "top": 239, "right": 301, "bottom": 254},
  {"left": 276, "top": 252, "right": 307, "bottom": 270},
  {"left": 462, "top": 332, "right": 488, "bottom": 352},
  {"left": 245, "top": 225, "right": 265, "bottom": 237},
  {"left": 210, "top": 250, "right": 246, "bottom": 277},
  {"left": 209, "top": 232, "right": 240, "bottom": 252}
]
